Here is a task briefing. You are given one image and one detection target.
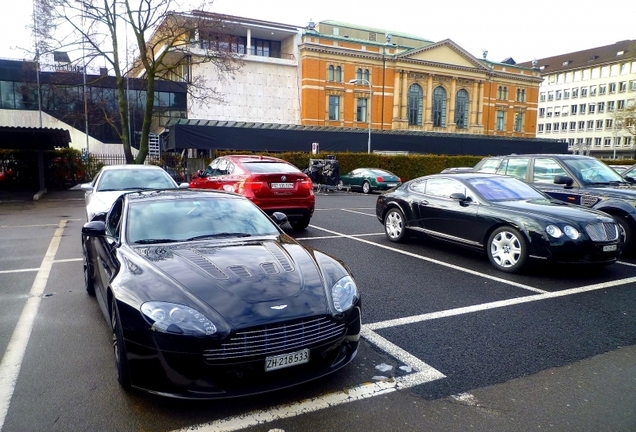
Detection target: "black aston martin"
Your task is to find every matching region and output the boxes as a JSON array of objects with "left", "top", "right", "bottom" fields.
[
  {"left": 81, "top": 189, "right": 361, "bottom": 399},
  {"left": 376, "top": 173, "right": 623, "bottom": 273}
]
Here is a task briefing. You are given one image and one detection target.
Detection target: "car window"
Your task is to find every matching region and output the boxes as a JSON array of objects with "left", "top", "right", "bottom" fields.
[
  {"left": 501, "top": 158, "right": 529, "bottom": 180},
  {"left": 242, "top": 162, "right": 301, "bottom": 173},
  {"left": 217, "top": 159, "right": 231, "bottom": 175},
  {"left": 107, "top": 198, "right": 124, "bottom": 238},
  {"left": 409, "top": 179, "right": 427, "bottom": 194},
  {"left": 561, "top": 157, "right": 624, "bottom": 184},
  {"left": 424, "top": 178, "right": 466, "bottom": 198},
  {"left": 204, "top": 159, "right": 220, "bottom": 176},
  {"left": 532, "top": 158, "right": 568, "bottom": 184},
  {"left": 468, "top": 177, "right": 545, "bottom": 201},
  {"left": 475, "top": 158, "right": 502, "bottom": 173}
]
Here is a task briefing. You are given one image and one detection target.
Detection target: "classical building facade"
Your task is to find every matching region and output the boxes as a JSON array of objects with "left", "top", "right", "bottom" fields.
[
  {"left": 299, "top": 21, "right": 542, "bottom": 137},
  {"left": 517, "top": 40, "right": 636, "bottom": 159}
]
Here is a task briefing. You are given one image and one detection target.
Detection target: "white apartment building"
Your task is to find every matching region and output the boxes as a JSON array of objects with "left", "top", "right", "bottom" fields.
[{"left": 518, "top": 40, "right": 636, "bottom": 159}]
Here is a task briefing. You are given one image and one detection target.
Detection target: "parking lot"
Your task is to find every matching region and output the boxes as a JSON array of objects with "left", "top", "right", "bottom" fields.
[{"left": 1, "top": 189, "right": 636, "bottom": 432}]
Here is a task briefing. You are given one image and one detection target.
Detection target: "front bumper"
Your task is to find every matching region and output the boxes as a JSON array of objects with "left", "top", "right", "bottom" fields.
[{"left": 122, "top": 306, "right": 361, "bottom": 399}]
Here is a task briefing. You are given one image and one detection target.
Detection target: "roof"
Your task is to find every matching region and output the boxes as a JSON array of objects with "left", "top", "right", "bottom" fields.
[
  {"left": 317, "top": 20, "right": 433, "bottom": 43},
  {"left": 516, "top": 39, "right": 636, "bottom": 73},
  {"left": 0, "top": 126, "right": 71, "bottom": 150}
]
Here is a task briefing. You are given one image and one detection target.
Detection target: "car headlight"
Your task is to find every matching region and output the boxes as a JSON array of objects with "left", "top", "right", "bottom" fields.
[
  {"left": 563, "top": 225, "right": 580, "bottom": 239},
  {"left": 331, "top": 276, "right": 359, "bottom": 313},
  {"left": 546, "top": 225, "right": 563, "bottom": 238},
  {"left": 141, "top": 301, "right": 217, "bottom": 336}
]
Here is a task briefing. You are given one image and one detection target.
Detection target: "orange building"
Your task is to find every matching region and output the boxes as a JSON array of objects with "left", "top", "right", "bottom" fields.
[{"left": 299, "top": 21, "right": 542, "bottom": 137}]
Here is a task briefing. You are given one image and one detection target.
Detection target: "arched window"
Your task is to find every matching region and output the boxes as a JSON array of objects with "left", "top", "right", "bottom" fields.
[
  {"left": 455, "top": 89, "right": 469, "bottom": 129},
  {"left": 363, "top": 69, "right": 370, "bottom": 81},
  {"left": 432, "top": 86, "right": 447, "bottom": 127},
  {"left": 407, "top": 84, "right": 423, "bottom": 126},
  {"left": 335, "top": 66, "right": 342, "bottom": 82},
  {"left": 328, "top": 65, "right": 334, "bottom": 82},
  {"left": 356, "top": 68, "right": 363, "bottom": 80}
]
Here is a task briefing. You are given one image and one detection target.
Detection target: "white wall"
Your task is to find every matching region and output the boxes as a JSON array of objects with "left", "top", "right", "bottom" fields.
[{"left": 188, "top": 56, "right": 301, "bottom": 124}]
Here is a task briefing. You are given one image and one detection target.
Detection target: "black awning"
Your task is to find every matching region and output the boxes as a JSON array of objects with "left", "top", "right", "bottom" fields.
[{"left": 0, "top": 126, "right": 71, "bottom": 150}]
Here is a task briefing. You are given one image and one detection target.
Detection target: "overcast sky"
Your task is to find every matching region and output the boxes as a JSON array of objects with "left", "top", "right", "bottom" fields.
[{"left": 2, "top": 0, "right": 634, "bottom": 64}]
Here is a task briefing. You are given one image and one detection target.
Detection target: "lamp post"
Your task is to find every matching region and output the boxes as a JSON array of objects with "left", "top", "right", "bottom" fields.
[{"left": 349, "top": 78, "right": 372, "bottom": 153}]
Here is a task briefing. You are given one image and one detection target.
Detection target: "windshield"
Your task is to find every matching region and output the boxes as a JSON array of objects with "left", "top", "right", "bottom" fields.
[
  {"left": 561, "top": 158, "right": 626, "bottom": 185},
  {"left": 467, "top": 176, "right": 546, "bottom": 202},
  {"left": 126, "top": 196, "right": 279, "bottom": 244},
  {"left": 97, "top": 169, "right": 177, "bottom": 192}
]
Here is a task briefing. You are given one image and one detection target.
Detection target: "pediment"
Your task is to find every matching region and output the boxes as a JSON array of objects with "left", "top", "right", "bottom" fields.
[{"left": 399, "top": 40, "right": 486, "bottom": 70}]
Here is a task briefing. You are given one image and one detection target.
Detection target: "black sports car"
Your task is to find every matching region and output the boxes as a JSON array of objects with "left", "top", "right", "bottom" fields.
[
  {"left": 81, "top": 189, "right": 361, "bottom": 399},
  {"left": 376, "top": 173, "right": 623, "bottom": 273}
]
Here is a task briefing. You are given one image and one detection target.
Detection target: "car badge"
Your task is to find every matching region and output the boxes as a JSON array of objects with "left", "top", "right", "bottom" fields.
[
  {"left": 281, "top": 175, "right": 287, "bottom": 181},
  {"left": 271, "top": 304, "right": 288, "bottom": 310}
]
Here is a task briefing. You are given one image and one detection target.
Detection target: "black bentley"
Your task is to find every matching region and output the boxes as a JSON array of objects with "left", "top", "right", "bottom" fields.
[
  {"left": 376, "top": 173, "right": 623, "bottom": 273},
  {"left": 81, "top": 189, "right": 361, "bottom": 399}
]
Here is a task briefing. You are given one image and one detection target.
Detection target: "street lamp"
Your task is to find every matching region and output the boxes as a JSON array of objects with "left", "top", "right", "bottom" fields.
[{"left": 349, "top": 78, "right": 372, "bottom": 153}]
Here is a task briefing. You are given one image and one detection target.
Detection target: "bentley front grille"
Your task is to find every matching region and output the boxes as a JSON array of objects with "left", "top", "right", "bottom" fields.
[
  {"left": 585, "top": 222, "right": 619, "bottom": 242},
  {"left": 203, "top": 317, "right": 345, "bottom": 362}
]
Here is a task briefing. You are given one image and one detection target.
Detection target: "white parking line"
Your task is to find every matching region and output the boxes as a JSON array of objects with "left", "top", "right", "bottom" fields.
[
  {"left": 0, "top": 220, "right": 67, "bottom": 431},
  {"left": 169, "top": 327, "right": 445, "bottom": 432},
  {"left": 296, "top": 233, "right": 384, "bottom": 241},
  {"left": 0, "top": 259, "right": 82, "bottom": 274},
  {"left": 308, "top": 224, "right": 548, "bottom": 294},
  {"left": 341, "top": 209, "right": 377, "bottom": 217}
]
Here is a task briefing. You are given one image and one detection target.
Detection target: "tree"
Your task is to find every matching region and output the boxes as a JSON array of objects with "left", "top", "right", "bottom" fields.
[
  {"left": 613, "top": 102, "right": 636, "bottom": 143},
  {"left": 33, "top": 1, "right": 242, "bottom": 164}
]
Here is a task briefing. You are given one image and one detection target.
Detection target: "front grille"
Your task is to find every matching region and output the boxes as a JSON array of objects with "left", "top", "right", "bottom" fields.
[
  {"left": 585, "top": 222, "right": 619, "bottom": 242},
  {"left": 203, "top": 317, "right": 345, "bottom": 362}
]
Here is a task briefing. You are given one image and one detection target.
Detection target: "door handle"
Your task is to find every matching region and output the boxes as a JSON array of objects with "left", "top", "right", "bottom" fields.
[{"left": 419, "top": 200, "right": 429, "bottom": 205}]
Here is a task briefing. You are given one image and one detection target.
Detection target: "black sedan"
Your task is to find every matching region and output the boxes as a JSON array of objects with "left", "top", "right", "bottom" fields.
[
  {"left": 376, "top": 173, "right": 623, "bottom": 273},
  {"left": 81, "top": 189, "right": 361, "bottom": 399}
]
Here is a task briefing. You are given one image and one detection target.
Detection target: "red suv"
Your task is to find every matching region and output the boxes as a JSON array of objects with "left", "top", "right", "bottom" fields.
[{"left": 189, "top": 155, "right": 315, "bottom": 229}]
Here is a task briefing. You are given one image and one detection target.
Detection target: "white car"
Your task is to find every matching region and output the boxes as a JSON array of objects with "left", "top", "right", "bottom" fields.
[{"left": 80, "top": 165, "right": 189, "bottom": 221}]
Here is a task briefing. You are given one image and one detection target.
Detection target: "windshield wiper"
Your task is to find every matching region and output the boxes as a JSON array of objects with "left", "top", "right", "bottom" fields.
[
  {"left": 186, "top": 233, "right": 252, "bottom": 241},
  {"left": 134, "top": 238, "right": 179, "bottom": 244}
]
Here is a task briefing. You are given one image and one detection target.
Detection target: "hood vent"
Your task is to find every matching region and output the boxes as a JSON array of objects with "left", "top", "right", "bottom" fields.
[
  {"left": 228, "top": 265, "right": 252, "bottom": 278},
  {"left": 177, "top": 249, "right": 229, "bottom": 280},
  {"left": 263, "top": 243, "right": 295, "bottom": 272}
]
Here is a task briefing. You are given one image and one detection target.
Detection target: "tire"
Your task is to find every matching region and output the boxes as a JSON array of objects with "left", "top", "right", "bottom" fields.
[
  {"left": 362, "top": 181, "right": 371, "bottom": 194},
  {"left": 111, "top": 298, "right": 131, "bottom": 389},
  {"left": 290, "top": 216, "right": 310, "bottom": 230},
  {"left": 337, "top": 180, "right": 344, "bottom": 191},
  {"left": 82, "top": 239, "right": 95, "bottom": 296},
  {"left": 487, "top": 226, "right": 528, "bottom": 273},
  {"left": 384, "top": 208, "right": 407, "bottom": 242}
]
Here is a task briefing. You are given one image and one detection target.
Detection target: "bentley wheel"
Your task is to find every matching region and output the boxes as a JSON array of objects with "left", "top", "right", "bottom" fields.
[
  {"left": 384, "top": 208, "right": 407, "bottom": 242},
  {"left": 111, "top": 298, "right": 131, "bottom": 389},
  {"left": 337, "top": 180, "right": 344, "bottom": 191},
  {"left": 82, "top": 239, "right": 95, "bottom": 296},
  {"left": 362, "top": 181, "right": 371, "bottom": 194},
  {"left": 290, "top": 216, "right": 310, "bottom": 230},
  {"left": 487, "top": 226, "right": 528, "bottom": 273},
  {"left": 614, "top": 215, "right": 632, "bottom": 251}
]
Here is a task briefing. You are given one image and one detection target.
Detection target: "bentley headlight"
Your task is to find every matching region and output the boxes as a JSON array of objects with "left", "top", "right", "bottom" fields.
[
  {"left": 331, "top": 276, "right": 359, "bottom": 313},
  {"left": 141, "top": 301, "right": 217, "bottom": 336},
  {"left": 546, "top": 225, "right": 563, "bottom": 238},
  {"left": 563, "top": 225, "right": 580, "bottom": 239}
]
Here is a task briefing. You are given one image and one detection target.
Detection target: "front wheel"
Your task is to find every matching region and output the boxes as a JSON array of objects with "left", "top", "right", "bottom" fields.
[
  {"left": 362, "top": 181, "right": 371, "bottom": 194},
  {"left": 111, "top": 298, "right": 131, "bottom": 389},
  {"left": 613, "top": 215, "right": 632, "bottom": 251},
  {"left": 384, "top": 208, "right": 407, "bottom": 242},
  {"left": 290, "top": 216, "right": 310, "bottom": 230},
  {"left": 487, "top": 226, "right": 528, "bottom": 273},
  {"left": 337, "top": 180, "right": 344, "bottom": 191}
]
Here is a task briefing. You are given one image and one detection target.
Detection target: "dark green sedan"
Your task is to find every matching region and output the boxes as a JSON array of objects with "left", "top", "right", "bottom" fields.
[{"left": 338, "top": 168, "right": 402, "bottom": 194}]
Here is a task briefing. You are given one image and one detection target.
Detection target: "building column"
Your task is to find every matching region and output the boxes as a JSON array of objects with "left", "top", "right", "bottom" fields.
[
  {"left": 392, "top": 70, "right": 401, "bottom": 121},
  {"left": 470, "top": 81, "right": 479, "bottom": 126},
  {"left": 477, "top": 81, "right": 484, "bottom": 126},
  {"left": 449, "top": 78, "right": 457, "bottom": 126},
  {"left": 246, "top": 28, "right": 252, "bottom": 54},
  {"left": 425, "top": 75, "right": 433, "bottom": 125},
  {"left": 400, "top": 71, "right": 408, "bottom": 121}
]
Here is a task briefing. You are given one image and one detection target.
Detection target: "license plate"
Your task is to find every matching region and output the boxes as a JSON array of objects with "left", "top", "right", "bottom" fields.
[
  {"left": 265, "top": 349, "right": 309, "bottom": 371},
  {"left": 271, "top": 182, "right": 293, "bottom": 189},
  {"left": 387, "top": 183, "right": 397, "bottom": 187},
  {"left": 603, "top": 244, "right": 617, "bottom": 252}
]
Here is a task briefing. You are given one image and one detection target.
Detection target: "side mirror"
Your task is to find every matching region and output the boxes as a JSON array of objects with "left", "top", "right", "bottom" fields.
[
  {"left": 554, "top": 175, "right": 574, "bottom": 188},
  {"left": 270, "top": 212, "right": 289, "bottom": 226},
  {"left": 82, "top": 220, "right": 106, "bottom": 237},
  {"left": 80, "top": 183, "right": 93, "bottom": 192},
  {"left": 178, "top": 182, "right": 190, "bottom": 189},
  {"left": 450, "top": 192, "right": 472, "bottom": 206}
]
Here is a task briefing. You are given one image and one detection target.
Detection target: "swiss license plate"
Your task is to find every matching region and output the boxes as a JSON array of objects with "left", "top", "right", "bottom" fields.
[
  {"left": 265, "top": 349, "right": 310, "bottom": 371},
  {"left": 271, "top": 182, "right": 293, "bottom": 189},
  {"left": 387, "top": 183, "right": 397, "bottom": 187},
  {"left": 603, "top": 244, "right": 617, "bottom": 252}
]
